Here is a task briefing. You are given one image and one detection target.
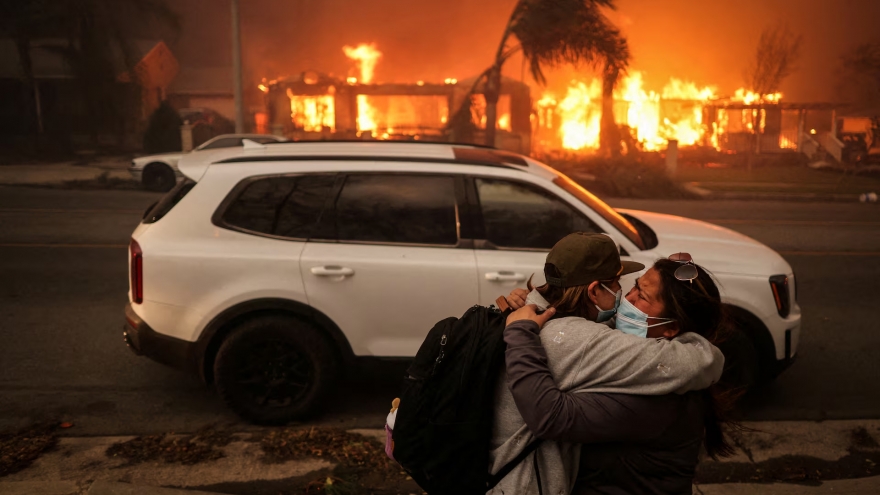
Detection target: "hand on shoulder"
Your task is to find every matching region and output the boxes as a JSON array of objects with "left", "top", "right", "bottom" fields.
[{"left": 506, "top": 304, "right": 556, "bottom": 328}]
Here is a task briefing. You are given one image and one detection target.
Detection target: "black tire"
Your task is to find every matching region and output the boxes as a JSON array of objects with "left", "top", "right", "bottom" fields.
[
  {"left": 142, "top": 163, "right": 177, "bottom": 192},
  {"left": 213, "top": 315, "right": 339, "bottom": 424},
  {"left": 717, "top": 326, "right": 760, "bottom": 392}
]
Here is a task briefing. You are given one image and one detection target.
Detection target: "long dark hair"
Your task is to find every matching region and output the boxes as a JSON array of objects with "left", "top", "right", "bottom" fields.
[{"left": 652, "top": 259, "right": 740, "bottom": 459}]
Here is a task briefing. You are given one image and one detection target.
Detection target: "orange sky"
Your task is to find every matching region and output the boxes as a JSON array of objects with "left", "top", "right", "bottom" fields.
[{"left": 170, "top": 0, "right": 880, "bottom": 102}]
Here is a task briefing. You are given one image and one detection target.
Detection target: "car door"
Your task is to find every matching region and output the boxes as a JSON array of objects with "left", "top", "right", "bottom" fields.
[
  {"left": 300, "top": 172, "right": 478, "bottom": 357},
  {"left": 469, "top": 176, "right": 607, "bottom": 305}
]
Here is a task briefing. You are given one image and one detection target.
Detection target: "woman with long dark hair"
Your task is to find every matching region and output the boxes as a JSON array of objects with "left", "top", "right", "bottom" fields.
[{"left": 503, "top": 254, "right": 738, "bottom": 494}]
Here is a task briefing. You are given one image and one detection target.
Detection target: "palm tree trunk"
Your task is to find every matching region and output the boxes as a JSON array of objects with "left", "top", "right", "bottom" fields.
[
  {"left": 485, "top": 2, "right": 521, "bottom": 147},
  {"left": 484, "top": 65, "right": 501, "bottom": 147},
  {"left": 600, "top": 63, "right": 621, "bottom": 157}
]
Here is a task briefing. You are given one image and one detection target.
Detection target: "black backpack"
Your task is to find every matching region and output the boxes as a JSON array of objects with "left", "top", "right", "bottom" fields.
[{"left": 391, "top": 302, "right": 542, "bottom": 495}]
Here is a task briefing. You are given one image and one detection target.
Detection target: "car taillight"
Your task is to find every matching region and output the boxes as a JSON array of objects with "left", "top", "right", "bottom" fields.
[
  {"left": 130, "top": 239, "right": 143, "bottom": 304},
  {"left": 769, "top": 275, "right": 790, "bottom": 318}
]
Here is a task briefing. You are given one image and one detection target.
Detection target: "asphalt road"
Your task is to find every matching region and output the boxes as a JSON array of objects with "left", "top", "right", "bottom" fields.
[{"left": 1, "top": 186, "right": 878, "bottom": 435}]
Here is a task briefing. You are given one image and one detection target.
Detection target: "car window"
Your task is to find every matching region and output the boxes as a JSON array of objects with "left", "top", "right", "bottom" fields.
[
  {"left": 475, "top": 178, "right": 600, "bottom": 250},
  {"left": 198, "top": 137, "right": 243, "bottom": 150},
  {"left": 331, "top": 174, "right": 458, "bottom": 246},
  {"left": 143, "top": 179, "right": 196, "bottom": 224},
  {"left": 221, "top": 174, "right": 335, "bottom": 238}
]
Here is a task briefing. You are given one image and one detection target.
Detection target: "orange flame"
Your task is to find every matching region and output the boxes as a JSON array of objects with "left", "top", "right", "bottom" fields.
[
  {"left": 344, "top": 43, "right": 383, "bottom": 133},
  {"left": 543, "top": 71, "right": 784, "bottom": 153},
  {"left": 287, "top": 89, "right": 335, "bottom": 132},
  {"left": 343, "top": 43, "right": 381, "bottom": 84}
]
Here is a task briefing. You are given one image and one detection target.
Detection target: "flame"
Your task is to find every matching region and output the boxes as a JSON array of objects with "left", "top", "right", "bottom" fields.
[
  {"left": 555, "top": 81, "right": 602, "bottom": 150},
  {"left": 344, "top": 43, "right": 383, "bottom": 133},
  {"left": 543, "top": 70, "right": 785, "bottom": 153},
  {"left": 498, "top": 113, "right": 511, "bottom": 131},
  {"left": 731, "top": 88, "right": 782, "bottom": 105},
  {"left": 343, "top": 43, "right": 381, "bottom": 84},
  {"left": 287, "top": 89, "right": 335, "bottom": 132}
]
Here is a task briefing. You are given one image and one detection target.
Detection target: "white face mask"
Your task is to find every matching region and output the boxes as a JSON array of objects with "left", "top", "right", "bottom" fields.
[
  {"left": 594, "top": 284, "right": 621, "bottom": 323},
  {"left": 615, "top": 296, "right": 675, "bottom": 338}
]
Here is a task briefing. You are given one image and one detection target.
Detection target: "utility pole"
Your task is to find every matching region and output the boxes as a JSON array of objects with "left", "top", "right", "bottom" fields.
[{"left": 231, "top": 0, "right": 244, "bottom": 133}]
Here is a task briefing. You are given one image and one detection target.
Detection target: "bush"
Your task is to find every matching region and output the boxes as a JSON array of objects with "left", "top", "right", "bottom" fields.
[
  {"left": 143, "top": 101, "right": 182, "bottom": 154},
  {"left": 542, "top": 153, "right": 698, "bottom": 199}
]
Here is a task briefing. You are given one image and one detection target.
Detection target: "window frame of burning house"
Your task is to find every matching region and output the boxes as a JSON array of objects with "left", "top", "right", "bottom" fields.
[
  {"left": 471, "top": 176, "right": 603, "bottom": 251},
  {"left": 212, "top": 173, "right": 338, "bottom": 241},
  {"left": 311, "top": 172, "right": 465, "bottom": 248}
]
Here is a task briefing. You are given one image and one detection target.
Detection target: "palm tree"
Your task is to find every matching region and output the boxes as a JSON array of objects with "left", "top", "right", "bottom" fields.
[{"left": 473, "top": 0, "right": 630, "bottom": 151}]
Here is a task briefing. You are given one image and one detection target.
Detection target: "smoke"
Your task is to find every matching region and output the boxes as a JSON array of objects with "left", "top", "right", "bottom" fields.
[{"left": 168, "top": 0, "right": 880, "bottom": 102}]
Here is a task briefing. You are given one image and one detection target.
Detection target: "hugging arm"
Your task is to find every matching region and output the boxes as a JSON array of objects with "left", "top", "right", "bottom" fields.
[{"left": 504, "top": 321, "right": 679, "bottom": 443}]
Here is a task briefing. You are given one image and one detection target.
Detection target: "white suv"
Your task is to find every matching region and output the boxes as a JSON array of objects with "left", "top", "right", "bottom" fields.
[{"left": 124, "top": 141, "right": 801, "bottom": 423}]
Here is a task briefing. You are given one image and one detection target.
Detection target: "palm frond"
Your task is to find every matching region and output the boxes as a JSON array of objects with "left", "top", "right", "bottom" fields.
[{"left": 509, "top": 0, "right": 630, "bottom": 85}]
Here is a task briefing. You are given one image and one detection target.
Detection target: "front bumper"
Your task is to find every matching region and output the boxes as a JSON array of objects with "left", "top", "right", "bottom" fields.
[
  {"left": 124, "top": 303, "right": 197, "bottom": 374},
  {"left": 129, "top": 167, "right": 143, "bottom": 182}
]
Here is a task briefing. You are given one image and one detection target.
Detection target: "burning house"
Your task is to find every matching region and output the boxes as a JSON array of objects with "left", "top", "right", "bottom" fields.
[
  {"left": 257, "top": 43, "right": 532, "bottom": 154},
  {"left": 253, "top": 43, "right": 867, "bottom": 165}
]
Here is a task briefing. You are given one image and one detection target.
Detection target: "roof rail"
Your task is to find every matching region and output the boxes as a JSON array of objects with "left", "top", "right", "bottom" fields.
[
  {"left": 214, "top": 154, "right": 523, "bottom": 170},
  {"left": 261, "top": 139, "right": 498, "bottom": 150}
]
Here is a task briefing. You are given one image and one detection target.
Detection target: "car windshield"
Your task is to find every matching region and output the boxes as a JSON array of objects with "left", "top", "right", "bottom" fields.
[{"left": 552, "top": 173, "right": 646, "bottom": 250}]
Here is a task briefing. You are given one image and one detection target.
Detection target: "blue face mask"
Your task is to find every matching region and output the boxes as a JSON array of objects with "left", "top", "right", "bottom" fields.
[
  {"left": 595, "top": 284, "right": 621, "bottom": 323},
  {"left": 615, "top": 296, "right": 675, "bottom": 338}
]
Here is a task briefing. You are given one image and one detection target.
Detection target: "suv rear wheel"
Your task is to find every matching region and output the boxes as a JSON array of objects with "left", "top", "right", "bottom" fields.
[{"left": 213, "top": 315, "right": 339, "bottom": 424}]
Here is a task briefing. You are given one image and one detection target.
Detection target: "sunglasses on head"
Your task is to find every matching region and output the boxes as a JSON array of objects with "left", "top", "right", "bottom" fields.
[{"left": 668, "top": 252, "right": 698, "bottom": 283}]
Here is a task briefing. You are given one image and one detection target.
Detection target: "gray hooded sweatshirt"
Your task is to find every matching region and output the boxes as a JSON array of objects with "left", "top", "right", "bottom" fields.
[{"left": 487, "top": 290, "right": 725, "bottom": 495}]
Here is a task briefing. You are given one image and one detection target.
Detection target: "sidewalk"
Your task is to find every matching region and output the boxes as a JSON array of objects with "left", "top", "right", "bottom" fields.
[
  {"left": 0, "top": 158, "right": 134, "bottom": 187},
  {"left": 1, "top": 421, "right": 879, "bottom": 494}
]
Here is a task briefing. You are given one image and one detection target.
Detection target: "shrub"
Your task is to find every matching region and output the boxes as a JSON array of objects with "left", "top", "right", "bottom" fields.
[
  {"left": 143, "top": 101, "right": 183, "bottom": 154},
  {"left": 542, "top": 153, "right": 698, "bottom": 199}
]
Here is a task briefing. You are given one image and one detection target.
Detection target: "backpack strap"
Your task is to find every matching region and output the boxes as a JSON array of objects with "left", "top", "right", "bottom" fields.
[{"left": 485, "top": 439, "right": 544, "bottom": 491}]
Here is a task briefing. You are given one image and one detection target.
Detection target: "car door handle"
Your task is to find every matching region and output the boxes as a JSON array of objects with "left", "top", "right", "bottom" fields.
[
  {"left": 310, "top": 266, "right": 355, "bottom": 277},
  {"left": 485, "top": 271, "right": 526, "bottom": 282}
]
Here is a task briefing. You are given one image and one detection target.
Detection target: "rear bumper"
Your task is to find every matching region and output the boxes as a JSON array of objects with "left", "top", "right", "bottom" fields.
[
  {"left": 129, "top": 167, "right": 143, "bottom": 182},
  {"left": 124, "top": 303, "right": 198, "bottom": 374}
]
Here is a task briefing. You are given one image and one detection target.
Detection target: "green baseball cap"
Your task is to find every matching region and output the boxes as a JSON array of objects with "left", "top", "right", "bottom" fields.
[{"left": 544, "top": 233, "right": 644, "bottom": 288}]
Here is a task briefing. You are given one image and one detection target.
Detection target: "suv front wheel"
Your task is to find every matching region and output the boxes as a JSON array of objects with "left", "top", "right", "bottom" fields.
[{"left": 213, "top": 315, "right": 339, "bottom": 424}]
